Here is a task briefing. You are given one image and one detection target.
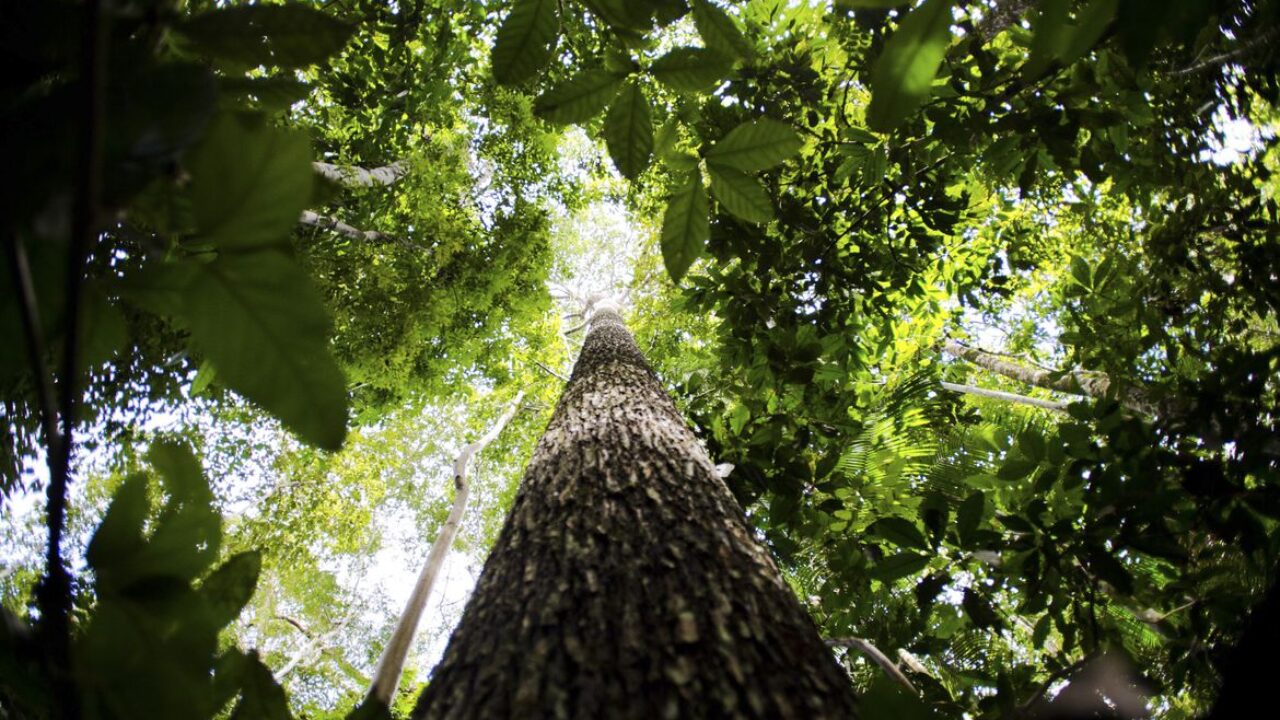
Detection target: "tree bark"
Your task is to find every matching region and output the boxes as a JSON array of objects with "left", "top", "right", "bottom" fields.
[
  {"left": 411, "top": 308, "right": 858, "bottom": 719},
  {"left": 942, "top": 340, "right": 1161, "bottom": 417},
  {"left": 312, "top": 160, "right": 409, "bottom": 187}
]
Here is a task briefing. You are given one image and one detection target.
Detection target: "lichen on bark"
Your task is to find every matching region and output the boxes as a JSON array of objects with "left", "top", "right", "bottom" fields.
[{"left": 412, "top": 309, "right": 858, "bottom": 719}]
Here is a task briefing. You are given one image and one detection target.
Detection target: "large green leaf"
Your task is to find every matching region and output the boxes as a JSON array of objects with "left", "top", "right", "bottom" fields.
[
  {"left": 85, "top": 475, "right": 150, "bottom": 585},
  {"left": 708, "top": 165, "right": 774, "bottom": 223},
  {"left": 534, "top": 70, "right": 626, "bottom": 124},
  {"left": 201, "top": 551, "right": 262, "bottom": 629},
  {"left": 491, "top": 0, "right": 560, "bottom": 85},
  {"left": 865, "top": 0, "right": 954, "bottom": 132},
  {"left": 177, "top": 3, "right": 355, "bottom": 68},
  {"left": 649, "top": 47, "right": 733, "bottom": 93},
  {"left": 870, "top": 551, "right": 930, "bottom": 582},
  {"left": 691, "top": 0, "right": 753, "bottom": 59},
  {"left": 868, "top": 517, "right": 929, "bottom": 550},
  {"left": 604, "top": 80, "right": 654, "bottom": 179},
  {"left": 182, "top": 252, "right": 348, "bottom": 451},
  {"left": 705, "top": 118, "right": 802, "bottom": 173},
  {"left": 660, "top": 170, "right": 709, "bottom": 282},
  {"left": 186, "top": 114, "right": 313, "bottom": 251}
]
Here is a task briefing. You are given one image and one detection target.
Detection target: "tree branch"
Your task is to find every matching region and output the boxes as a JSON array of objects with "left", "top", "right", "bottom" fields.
[
  {"left": 940, "top": 381, "right": 1071, "bottom": 413},
  {"left": 313, "top": 159, "right": 410, "bottom": 187},
  {"left": 825, "top": 637, "right": 918, "bottom": 695},
  {"left": 366, "top": 390, "right": 526, "bottom": 706}
]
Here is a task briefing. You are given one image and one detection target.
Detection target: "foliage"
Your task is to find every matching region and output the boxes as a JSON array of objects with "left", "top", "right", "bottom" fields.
[{"left": 3, "top": 0, "right": 1280, "bottom": 718}]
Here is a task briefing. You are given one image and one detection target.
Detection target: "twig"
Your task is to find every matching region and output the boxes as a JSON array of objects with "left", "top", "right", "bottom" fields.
[
  {"left": 532, "top": 360, "right": 568, "bottom": 382},
  {"left": 1172, "top": 26, "right": 1280, "bottom": 76}
]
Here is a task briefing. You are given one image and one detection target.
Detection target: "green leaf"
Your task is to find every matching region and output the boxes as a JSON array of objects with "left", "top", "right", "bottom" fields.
[
  {"left": 147, "top": 439, "right": 208, "bottom": 503},
  {"left": 1023, "top": 0, "right": 1071, "bottom": 79},
  {"left": 707, "top": 165, "right": 774, "bottom": 223},
  {"left": 182, "top": 251, "right": 349, "bottom": 450},
  {"left": 956, "top": 491, "right": 985, "bottom": 545},
  {"left": 201, "top": 551, "right": 262, "bottom": 628},
  {"left": 1060, "top": 0, "right": 1119, "bottom": 65},
  {"left": 139, "top": 441, "right": 222, "bottom": 583},
  {"left": 187, "top": 113, "right": 313, "bottom": 251},
  {"left": 691, "top": 0, "right": 753, "bottom": 59},
  {"left": 997, "top": 457, "right": 1038, "bottom": 481},
  {"left": 85, "top": 475, "right": 150, "bottom": 581},
  {"left": 649, "top": 47, "right": 733, "bottom": 93},
  {"left": 604, "top": 80, "right": 654, "bottom": 179},
  {"left": 870, "top": 551, "right": 930, "bottom": 582},
  {"left": 534, "top": 70, "right": 626, "bottom": 124},
  {"left": 232, "top": 652, "right": 293, "bottom": 720},
  {"left": 868, "top": 517, "right": 929, "bottom": 550},
  {"left": 177, "top": 3, "right": 355, "bottom": 68},
  {"left": 491, "top": 0, "right": 560, "bottom": 85},
  {"left": 865, "top": 0, "right": 954, "bottom": 132},
  {"left": 660, "top": 170, "right": 709, "bottom": 282},
  {"left": 860, "top": 674, "right": 941, "bottom": 720},
  {"left": 219, "top": 76, "right": 312, "bottom": 112},
  {"left": 962, "top": 587, "right": 1003, "bottom": 629},
  {"left": 1017, "top": 429, "right": 1046, "bottom": 463},
  {"left": 1086, "top": 546, "right": 1134, "bottom": 595},
  {"left": 705, "top": 118, "right": 802, "bottom": 173}
]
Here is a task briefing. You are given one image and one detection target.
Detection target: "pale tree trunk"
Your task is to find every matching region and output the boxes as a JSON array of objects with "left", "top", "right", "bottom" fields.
[
  {"left": 411, "top": 307, "right": 857, "bottom": 719},
  {"left": 942, "top": 340, "right": 1162, "bottom": 417},
  {"left": 367, "top": 391, "right": 526, "bottom": 706}
]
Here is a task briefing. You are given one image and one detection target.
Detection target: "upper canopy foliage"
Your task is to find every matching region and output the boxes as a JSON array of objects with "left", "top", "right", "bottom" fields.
[{"left": 2, "top": 0, "right": 1278, "bottom": 718}]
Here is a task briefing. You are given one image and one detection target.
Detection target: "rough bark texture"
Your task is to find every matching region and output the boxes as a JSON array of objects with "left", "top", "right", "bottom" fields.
[
  {"left": 312, "top": 160, "right": 409, "bottom": 187},
  {"left": 412, "top": 309, "right": 858, "bottom": 719}
]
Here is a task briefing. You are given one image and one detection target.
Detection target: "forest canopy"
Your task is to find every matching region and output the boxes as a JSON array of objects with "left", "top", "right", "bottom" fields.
[{"left": 1, "top": 0, "right": 1278, "bottom": 718}]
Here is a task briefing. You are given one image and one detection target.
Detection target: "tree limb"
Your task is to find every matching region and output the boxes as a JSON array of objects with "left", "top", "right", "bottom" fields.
[
  {"left": 825, "top": 637, "right": 918, "bottom": 695},
  {"left": 940, "top": 381, "right": 1071, "bottom": 413},
  {"left": 941, "top": 340, "right": 1161, "bottom": 417},
  {"left": 366, "top": 390, "right": 526, "bottom": 706},
  {"left": 313, "top": 160, "right": 410, "bottom": 187}
]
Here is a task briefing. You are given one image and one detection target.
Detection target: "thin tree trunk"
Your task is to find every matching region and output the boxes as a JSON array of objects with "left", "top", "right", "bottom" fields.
[
  {"left": 412, "top": 307, "right": 857, "bottom": 719},
  {"left": 942, "top": 340, "right": 1161, "bottom": 417},
  {"left": 939, "top": 381, "right": 1070, "bottom": 413},
  {"left": 298, "top": 210, "right": 396, "bottom": 243},
  {"left": 368, "top": 391, "right": 526, "bottom": 706},
  {"left": 312, "top": 160, "right": 409, "bottom": 187}
]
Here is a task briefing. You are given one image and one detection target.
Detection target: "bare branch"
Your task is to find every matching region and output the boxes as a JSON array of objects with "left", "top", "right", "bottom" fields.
[
  {"left": 825, "top": 637, "right": 919, "bottom": 695},
  {"left": 940, "top": 381, "right": 1071, "bottom": 413},
  {"left": 367, "top": 391, "right": 527, "bottom": 706},
  {"left": 313, "top": 159, "right": 410, "bottom": 187}
]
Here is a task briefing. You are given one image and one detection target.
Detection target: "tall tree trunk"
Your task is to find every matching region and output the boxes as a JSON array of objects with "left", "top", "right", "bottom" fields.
[
  {"left": 942, "top": 340, "right": 1162, "bottom": 417},
  {"left": 412, "top": 307, "right": 858, "bottom": 719}
]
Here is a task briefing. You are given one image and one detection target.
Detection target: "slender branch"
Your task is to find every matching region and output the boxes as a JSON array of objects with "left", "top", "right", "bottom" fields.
[
  {"left": 4, "top": 238, "right": 62, "bottom": 463},
  {"left": 366, "top": 390, "right": 526, "bottom": 706},
  {"left": 278, "top": 618, "right": 349, "bottom": 679},
  {"left": 531, "top": 359, "right": 568, "bottom": 382},
  {"left": 825, "top": 637, "right": 918, "bottom": 695},
  {"left": 274, "top": 614, "right": 314, "bottom": 639},
  {"left": 1016, "top": 651, "right": 1097, "bottom": 717},
  {"left": 940, "top": 381, "right": 1070, "bottom": 413},
  {"left": 312, "top": 159, "right": 410, "bottom": 187},
  {"left": 299, "top": 210, "right": 397, "bottom": 243},
  {"left": 1172, "top": 26, "right": 1280, "bottom": 76}
]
